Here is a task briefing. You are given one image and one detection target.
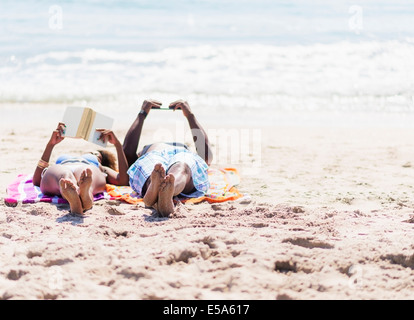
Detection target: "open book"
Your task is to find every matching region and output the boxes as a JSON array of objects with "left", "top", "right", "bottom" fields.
[{"left": 62, "top": 106, "right": 114, "bottom": 147}]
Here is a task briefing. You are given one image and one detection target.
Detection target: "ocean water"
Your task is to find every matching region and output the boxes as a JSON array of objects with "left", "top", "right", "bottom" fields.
[{"left": 1, "top": 0, "right": 414, "bottom": 126}]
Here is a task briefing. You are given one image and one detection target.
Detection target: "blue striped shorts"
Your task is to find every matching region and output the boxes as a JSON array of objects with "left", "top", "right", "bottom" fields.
[{"left": 127, "top": 146, "right": 209, "bottom": 198}]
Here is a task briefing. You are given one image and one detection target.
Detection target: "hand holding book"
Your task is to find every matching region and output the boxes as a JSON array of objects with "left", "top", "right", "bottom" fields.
[
  {"left": 62, "top": 106, "right": 114, "bottom": 147},
  {"left": 47, "top": 122, "right": 66, "bottom": 147},
  {"left": 95, "top": 129, "right": 121, "bottom": 146}
]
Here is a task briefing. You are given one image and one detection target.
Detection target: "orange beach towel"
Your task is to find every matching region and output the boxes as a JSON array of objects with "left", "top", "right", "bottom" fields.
[{"left": 106, "top": 167, "right": 245, "bottom": 205}]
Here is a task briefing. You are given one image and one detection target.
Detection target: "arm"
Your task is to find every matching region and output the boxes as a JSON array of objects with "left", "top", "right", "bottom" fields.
[
  {"left": 122, "top": 99, "right": 162, "bottom": 167},
  {"left": 96, "top": 129, "right": 130, "bottom": 186},
  {"left": 33, "top": 123, "right": 65, "bottom": 187},
  {"left": 169, "top": 100, "right": 214, "bottom": 166}
]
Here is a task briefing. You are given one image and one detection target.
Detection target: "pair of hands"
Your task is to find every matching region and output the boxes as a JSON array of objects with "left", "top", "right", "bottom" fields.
[
  {"left": 48, "top": 99, "right": 193, "bottom": 146},
  {"left": 48, "top": 122, "right": 119, "bottom": 147},
  {"left": 141, "top": 99, "right": 193, "bottom": 118}
]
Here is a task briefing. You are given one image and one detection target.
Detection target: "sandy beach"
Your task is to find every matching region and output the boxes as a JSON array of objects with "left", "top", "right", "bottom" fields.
[{"left": 0, "top": 104, "right": 413, "bottom": 300}]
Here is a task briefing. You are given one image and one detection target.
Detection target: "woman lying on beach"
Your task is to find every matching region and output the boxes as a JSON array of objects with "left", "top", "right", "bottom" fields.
[
  {"left": 33, "top": 124, "right": 129, "bottom": 215},
  {"left": 123, "top": 99, "right": 213, "bottom": 217}
]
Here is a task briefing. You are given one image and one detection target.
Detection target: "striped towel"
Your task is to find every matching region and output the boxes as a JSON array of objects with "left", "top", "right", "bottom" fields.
[{"left": 4, "top": 174, "right": 111, "bottom": 206}]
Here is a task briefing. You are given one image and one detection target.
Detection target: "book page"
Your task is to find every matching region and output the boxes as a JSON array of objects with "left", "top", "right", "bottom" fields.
[
  {"left": 87, "top": 111, "right": 114, "bottom": 147},
  {"left": 62, "top": 106, "right": 114, "bottom": 147},
  {"left": 62, "top": 106, "right": 88, "bottom": 139}
]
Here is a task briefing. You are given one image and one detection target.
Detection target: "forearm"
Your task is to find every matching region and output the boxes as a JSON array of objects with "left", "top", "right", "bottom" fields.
[
  {"left": 186, "top": 113, "right": 213, "bottom": 165},
  {"left": 114, "top": 141, "right": 130, "bottom": 185},
  {"left": 123, "top": 113, "right": 146, "bottom": 167},
  {"left": 33, "top": 143, "right": 55, "bottom": 186}
]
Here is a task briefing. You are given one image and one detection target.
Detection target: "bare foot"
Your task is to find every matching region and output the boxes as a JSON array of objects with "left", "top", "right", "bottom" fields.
[
  {"left": 157, "top": 174, "right": 175, "bottom": 217},
  {"left": 79, "top": 168, "right": 93, "bottom": 211},
  {"left": 59, "top": 178, "right": 83, "bottom": 215},
  {"left": 143, "top": 163, "right": 165, "bottom": 207}
]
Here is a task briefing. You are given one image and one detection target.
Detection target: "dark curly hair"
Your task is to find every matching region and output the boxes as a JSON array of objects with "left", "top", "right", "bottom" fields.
[{"left": 97, "top": 150, "right": 117, "bottom": 171}]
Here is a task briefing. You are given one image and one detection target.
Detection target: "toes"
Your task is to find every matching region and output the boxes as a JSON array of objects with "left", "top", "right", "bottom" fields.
[
  {"left": 159, "top": 181, "right": 166, "bottom": 191},
  {"left": 69, "top": 182, "right": 77, "bottom": 191},
  {"left": 152, "top": 164, "right": 166, "bottom": 181},
  {"left": 81, "top": 168, "right": 92, "bottom": 178},
  {"left": 158, "top": 166, "right": 166, "bottom": 178},
  {"left": 59, "top": 179, "right": 66, "bottom": 190},
  {"left": 155, "top": 163, "right": 164, "bottom": 171},
  {"left": 59, "top": 179, "right": 79, "bottom": 196},
  {"left": 165, "top": 174, "right": 175, "bottom": 185},
  {"left": 60, "top": 179, "right": 73, "bottom": 189}
]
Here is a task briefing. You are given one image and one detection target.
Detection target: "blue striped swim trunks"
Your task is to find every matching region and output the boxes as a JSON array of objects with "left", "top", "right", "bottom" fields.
[{"left": 127, "top": 146, "right": 209, "bottom": 198}]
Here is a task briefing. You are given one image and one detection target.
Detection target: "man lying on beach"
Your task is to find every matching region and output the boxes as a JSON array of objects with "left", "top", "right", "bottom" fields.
[
  {"left": 123, "top": 99, "right": 213, "bottom": 217},
  {"left": 33, "top": 124, "right": 129, "bottom": 215}
]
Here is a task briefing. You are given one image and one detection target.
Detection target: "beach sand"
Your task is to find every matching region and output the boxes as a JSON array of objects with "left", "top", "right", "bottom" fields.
[{"left": 0, "top": 104, "right": 413, "bottom": 300}]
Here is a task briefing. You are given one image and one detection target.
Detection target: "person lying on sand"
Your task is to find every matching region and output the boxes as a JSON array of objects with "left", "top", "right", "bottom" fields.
[
  {"left": 123, "top": 99, "right": 213, "bottom": 217},
  {"left": 33, "top": 124, "right": 129, "bottom": 215}
]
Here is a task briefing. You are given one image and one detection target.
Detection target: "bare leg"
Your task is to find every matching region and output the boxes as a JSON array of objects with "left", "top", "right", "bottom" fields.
[
  {"left": 74, "top": 165, "right": 107, "bottom": 212},
  {"left": 59, "top": 179, "right": 83, "bottom": 215},
  {"left": 78, "top": 168, "right": 93, "bottom": 211},
  {"left": 40, "top": 164, "right": 76, "bottom": 196},
  {"left": 74, "top": 165, "right": 107, "bottom": 195},
  {"left": 167, "top": 162, "right": 195, "bottom": 196},
  {"left": 40, "top": 164, "right": 107, "bottom": 214},
  {"left": 157, "top": 174, "right": 175, "bottom": 217},
  {"left": 143, "top": 163, "right": 165, "bottom": 207},
  {"left": 156, "top": 162, "right": 195, "bottom": 217},
  {"left": 41, "top": 164, "right": 83, "bottom": 214}
]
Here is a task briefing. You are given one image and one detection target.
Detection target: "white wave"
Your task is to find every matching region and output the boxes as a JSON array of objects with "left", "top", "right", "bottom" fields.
[{"left": 1, "top": 42, "right": 414, "bottom": 115}]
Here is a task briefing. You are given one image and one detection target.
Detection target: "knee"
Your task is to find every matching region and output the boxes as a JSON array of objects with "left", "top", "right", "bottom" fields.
[
  {"left": 40, "top": 170, "right": 60, "bottom": 195},
  {"left": 40, "top": 165, "right": 73, "bottom": 195},
  {"left": 168, "top": 162, "right": 191, "bottom": 176}
]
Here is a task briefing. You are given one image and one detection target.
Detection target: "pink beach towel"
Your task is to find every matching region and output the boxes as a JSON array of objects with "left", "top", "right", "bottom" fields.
[{"left": 4, "top": 174, "right": 111, "bottom": 206}]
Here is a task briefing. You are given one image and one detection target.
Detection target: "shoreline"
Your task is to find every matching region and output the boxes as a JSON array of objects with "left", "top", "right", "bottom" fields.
[{"left": 1, "top": 102, "right": 414, "bottom": 129}]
